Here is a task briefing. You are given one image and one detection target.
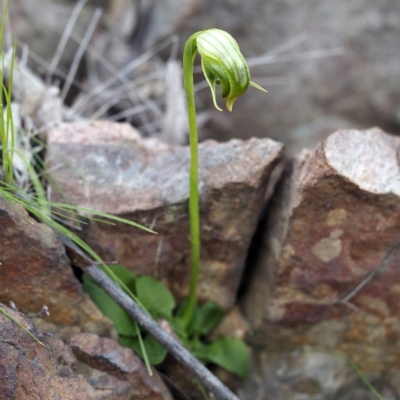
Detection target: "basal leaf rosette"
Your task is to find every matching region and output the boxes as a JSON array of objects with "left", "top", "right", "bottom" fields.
[{"left": 196, "top": 29, "right": 265, "bottom": 112}]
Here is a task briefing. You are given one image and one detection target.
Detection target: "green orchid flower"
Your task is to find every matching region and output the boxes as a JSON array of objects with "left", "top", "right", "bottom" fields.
[
  {"left": 196, "top": 29, "right": 266, "bottom": 111},
  {"left": 182, "top": 29, "right": 266, "bottom": 327}
]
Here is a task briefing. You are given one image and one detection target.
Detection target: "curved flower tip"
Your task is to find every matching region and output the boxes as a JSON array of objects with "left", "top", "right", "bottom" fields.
[{"left": 196, "top": 29, "right": 266, "bottom": 112}]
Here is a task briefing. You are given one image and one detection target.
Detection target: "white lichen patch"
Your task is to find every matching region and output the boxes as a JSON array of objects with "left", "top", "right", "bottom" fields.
[
  {"left": 312, "top": 229, "right": 343, "bottom": 262},
  {"left": 325, "top": 129, "right": 400, "bottom": 197}
]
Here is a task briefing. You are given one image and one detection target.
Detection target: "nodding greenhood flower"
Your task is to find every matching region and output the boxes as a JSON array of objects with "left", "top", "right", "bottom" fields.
[{"left": 196, "top": 29, "right": 266, "bottom": 112}]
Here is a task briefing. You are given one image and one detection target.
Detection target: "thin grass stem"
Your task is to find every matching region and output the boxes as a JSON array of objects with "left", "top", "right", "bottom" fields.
[{"left": 0, "top": 305, "right": 45, "bottom": 347}]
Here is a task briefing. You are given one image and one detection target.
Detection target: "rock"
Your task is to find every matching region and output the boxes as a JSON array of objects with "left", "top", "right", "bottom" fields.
[
  {"left": 387, "top": 369, "right": 400, "bottom": 399},
  {"left": 9, "top": 0, "right": 400, "bottom": 152},
  {"left": 69, "top": 333, "right": 173, "bottom": 400},
  {"left": 238, "top": 350, "right": 354, "bottom": 400},
  {"left": 0, "top": 195, "right": 114, "bottom": 339},
  {"left": 208, "top": 305, "right": 249, "bottom": 341},
  {"left": 177, "top": 0, "right": 400, "bottom": 151},
  {"left": 0, "top": 306, "right": 172, "bottom": 399},
  {"left": 45, "top": 120, "right": 284, "bottom": 310},
  {"left": 239, "top": 348, "right": 399, "bottom": 400},
  {"left": 243, "top": 127, "right": 400, "bottom": 373},
  {"left": 283, "top": 116, "right": 363, "bottom": 156}
]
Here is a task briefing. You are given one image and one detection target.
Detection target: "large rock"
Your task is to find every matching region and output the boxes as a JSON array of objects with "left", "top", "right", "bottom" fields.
[
  {"left": 0, "top": 195, "right": 114, "bottom": 338},
  {"left": 0, "top": 306, "right": 172, "bottom": 399},
  {"left": 68, "top": 333, "right": 172, "bottom": 400},
  {"left": 45, "top": 120, "right": 283, "bottom": 309},
  {"left": 239, "top": 349, "right": 400, "bottom": 400},
  {"left": 177, "top": 0, "right": 400, "bottom": 151},
  {"left": 244, "top": 128, "right": 400, "bottom": 372},
  {"left": 239, "top": 350, "right": 353, "bottom": 400}
]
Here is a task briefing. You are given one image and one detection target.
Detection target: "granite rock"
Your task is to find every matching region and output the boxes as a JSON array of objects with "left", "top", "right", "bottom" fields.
[
  {"left": 244, "top": 128, "right": 400, "bottom": 372},
  {"left": 239, "top": 348, "right": 399, "bottom": 400},
  {"left": 45, "top": 120, "right": 284, "bottom": 309},
  {"left": 238, "top": 350, "right": 353, "bottom": 400}
]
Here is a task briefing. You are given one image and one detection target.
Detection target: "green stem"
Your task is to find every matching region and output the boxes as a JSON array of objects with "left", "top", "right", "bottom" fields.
[{"left": 182, "top": 32, "right": 201, "bottom": 327}]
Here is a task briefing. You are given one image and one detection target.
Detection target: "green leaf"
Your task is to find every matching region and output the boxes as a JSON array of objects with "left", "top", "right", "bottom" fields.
[
  {"left": 82, "top": 273, "right": 137, "bottom": 336},
  {"left": 188, "top": 302, "right": 223, "bottom": 337},
  {"left": 189, "top": 338, "right": 209, "bottom": 363},
  {"left": 120, "top": 334, "right": 168, "bottom": 365},
  {"left": 168, "top": 317, "right": 188, "bottom": 339},
  {"left": 103, "top": 264, "right": 136, "bottom": 290},
  {"left": 202, "top": 337, "right": 249, "bottom": 379},
  {"left": 135, "top": 276, "right": 175, "bottom": 319}
]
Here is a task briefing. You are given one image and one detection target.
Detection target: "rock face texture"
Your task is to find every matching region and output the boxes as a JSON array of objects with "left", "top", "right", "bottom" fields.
[
  {"left": 244, "top": 128, "right": 400, "bottom": 372},
  {"left": 10, "top": 0, "right": 400, "bottom": 152},
  {"left": 240, "top": 350, "right": 353, "bottom": 400},
  {"left": 0, "top": 195, "right": 114, "bottom": 338},
  {"left": 0, "top": 307, "right": 172, "bottom": 400},
  {"left": 177, "top": 0, "right": 400, "bottom": 150},
  {"left": 46, "top": 120, "right": 283, "bottom": 309},
  {"left": 68, "top": 333, "right": 172, "bottom": 400},
  {"left": 239, "top": 349, "right": 400, "bottom": 400},
  {"left": 9, "top": 0, "right": 199, "bottom": 67}
]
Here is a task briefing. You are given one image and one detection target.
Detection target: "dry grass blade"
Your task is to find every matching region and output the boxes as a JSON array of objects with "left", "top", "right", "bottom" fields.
[
  {"left": 0, "top": 305, "right": 45, "bottom": 347},
  {"left": 70, "top": 34, "right": 177, "bottom": 115},
  {"left": 19, "top": 42, "right": 86, "bottom": 93},
  {"left": 247, "top": 47, "right": 345, "bottom": 67},
  {"left": 61, "top": 7, "right": 102, "bottom": 101},
  {"left": 46, "top": 0, "right": 87, "bottom": 83}
]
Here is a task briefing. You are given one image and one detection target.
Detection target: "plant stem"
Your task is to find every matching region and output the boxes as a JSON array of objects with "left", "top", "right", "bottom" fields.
[{"left": 182, "top": 32, "right": 201, "bottom": 327}]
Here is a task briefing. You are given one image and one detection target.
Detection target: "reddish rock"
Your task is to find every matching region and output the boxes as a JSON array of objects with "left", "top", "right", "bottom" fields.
[
  {"left": 0, "top": 306, "right": 172, "bottom": 400},
  {"left": 69, "top": 333, "right": 172, "bottom": 400},
  {"left": 46, "top": 120, "right": 283, "bottom": 310},
  {"left": 0, "top": 195, "right": 114, "bottom": 339},
  {"left": 244, "top": 128, "right": 400, "bottom": 372}
]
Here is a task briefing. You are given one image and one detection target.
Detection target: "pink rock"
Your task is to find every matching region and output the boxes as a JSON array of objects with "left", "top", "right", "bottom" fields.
[
  {"left": 244, "top": 128, "right": 400, "bottom": 371},
  {"left": 46, "top": 120, "right": 283, "bottom": 310}
]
